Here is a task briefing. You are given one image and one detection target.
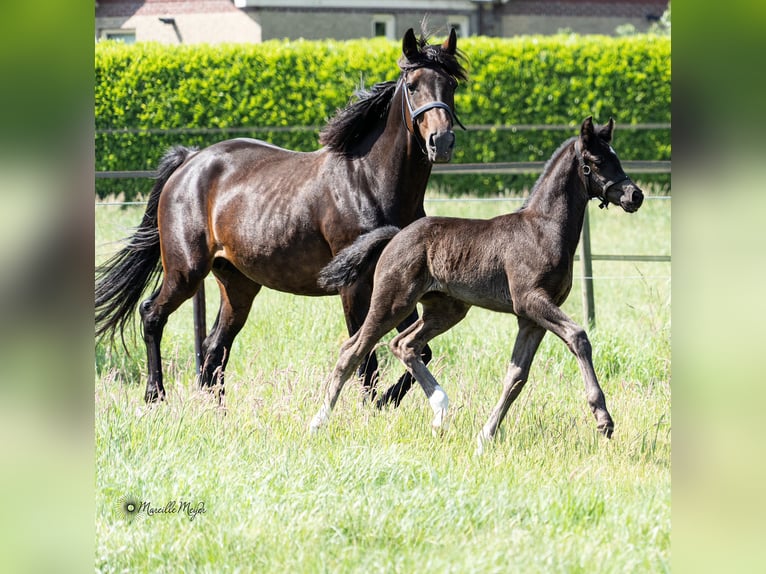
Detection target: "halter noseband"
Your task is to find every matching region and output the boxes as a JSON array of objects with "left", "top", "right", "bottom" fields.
[
  {"left": 574, "top": 140, "right": 629, "bottom": 209},
  {"left": 399, "top": 72, "right": 465, "bottom": 153}
]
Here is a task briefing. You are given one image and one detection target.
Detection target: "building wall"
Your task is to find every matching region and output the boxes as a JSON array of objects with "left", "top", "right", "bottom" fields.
[
  {"left": 499, "top": 1, "right": 666, "bottom": 36},
  {"left": 95, "top": 0, "right": 262, "bottom": 44},
  {"left": 96, "top": 1, "right": 668, "bottom": 43},
  {"left": 501, "top": 15, "right": 656, "bottom": 36}
]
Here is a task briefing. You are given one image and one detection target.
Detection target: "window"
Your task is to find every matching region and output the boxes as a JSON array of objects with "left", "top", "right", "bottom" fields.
[
  {"left": 99, "top": 29, "right": 136, "bottom": 44},
  {"left": 372, "top": 15, "right": 395, "bottom": 40},
  {"left": 447, "top": 15, "right": 470, "bottom": 38}
]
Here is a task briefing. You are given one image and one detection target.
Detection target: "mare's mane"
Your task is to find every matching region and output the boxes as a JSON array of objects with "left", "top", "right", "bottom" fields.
[{"left": 318, "top": 81, "right": 397, "bottom": 156}]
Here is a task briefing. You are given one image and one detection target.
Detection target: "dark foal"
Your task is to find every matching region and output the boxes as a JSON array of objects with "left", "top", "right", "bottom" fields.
[
  {"left": 96, "top": 28, "right": 467, "bottom": 404},
  {"left": 312, "top": 117, "right": 643, "bottom": 451}
]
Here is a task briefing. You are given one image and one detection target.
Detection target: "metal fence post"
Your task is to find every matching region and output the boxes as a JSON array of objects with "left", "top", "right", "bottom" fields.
[
  {"left": 579, "top": 204, "right": 596, "bottom": 328},
  {"left": 193, "top": 284, "right": 206, "bottom": 374}
]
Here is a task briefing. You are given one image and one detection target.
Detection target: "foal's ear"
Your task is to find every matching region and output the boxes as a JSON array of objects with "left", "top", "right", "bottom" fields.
[
  {"left": 601, "top": 117, "right": 615, "bottom": 143},
  {"left": 403, "top": 28, "right": 419, "bottom": 60},
  {"left": 442, "top": 28, "right": 457, "bottom": 55},
  {"left": 580, "top": 116, "right": 595, "bottom": 144}
]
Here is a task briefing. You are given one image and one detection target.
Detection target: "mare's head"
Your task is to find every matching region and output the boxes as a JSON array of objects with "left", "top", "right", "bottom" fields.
[
  {"left": 577, "top": 117, "right": 644, "bottom": 212},
  {"left": 398, "top": 28, "right": 468, "bottom": 163}
]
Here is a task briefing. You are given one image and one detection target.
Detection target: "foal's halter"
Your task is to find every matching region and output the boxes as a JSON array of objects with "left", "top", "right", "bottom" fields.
[
  {"left": 574, "top": 140, "right": 630, "bottom": 209},
  {"left": 399, "top": 71, "right": 465, "bottom": 153}
]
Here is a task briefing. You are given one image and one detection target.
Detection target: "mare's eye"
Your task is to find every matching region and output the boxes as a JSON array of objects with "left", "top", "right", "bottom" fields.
[{"left": 406, "top": 82, "right": 416, "bottom": 92}]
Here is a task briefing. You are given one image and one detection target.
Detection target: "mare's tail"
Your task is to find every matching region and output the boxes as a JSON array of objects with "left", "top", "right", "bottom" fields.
[
  {"left": 318, "top": 226, "right": 400, "bottom": 290},
  {"left": 95, "top": 146, "right": 194, "bottom": 345}
]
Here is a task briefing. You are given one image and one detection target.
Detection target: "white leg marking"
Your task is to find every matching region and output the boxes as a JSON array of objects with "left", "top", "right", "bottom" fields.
[
  {"left": 429, "top": 385, "right": 449, "bottom": 433},
  {"left": 476, "top": 428, "right": 492, "bottom": 456},
  {"left": 309, "top": 403, "right": 332, "bottom": 433}
]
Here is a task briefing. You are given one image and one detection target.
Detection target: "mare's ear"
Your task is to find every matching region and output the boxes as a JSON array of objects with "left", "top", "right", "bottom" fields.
[
  {"left": 442, "top": 28, "right": 457, "bottom": 55},
  {"left": 580, "top": 116, "right": 595, "bottom": 145},
  {"left": 600, "top": 117, "right": 615, "bottom": 143},
  {"left": 402, "top": 28, "right": 419, "bottom": 61}
]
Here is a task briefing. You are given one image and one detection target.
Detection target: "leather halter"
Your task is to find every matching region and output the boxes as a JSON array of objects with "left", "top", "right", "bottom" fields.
[
  {"left": 399, "top": 72, "right": 465, "bottom": 153},
  {"left": 574, "top": 140, "right": 630, "bottom": 209}
]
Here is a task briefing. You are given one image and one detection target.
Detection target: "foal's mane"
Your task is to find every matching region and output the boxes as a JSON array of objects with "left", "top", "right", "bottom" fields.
[
  {"left": 519, "top": 136, "right": 577, "bottom": 210},
  {"left": 319, "top": 29, "right": 468, "bottom": 157}
]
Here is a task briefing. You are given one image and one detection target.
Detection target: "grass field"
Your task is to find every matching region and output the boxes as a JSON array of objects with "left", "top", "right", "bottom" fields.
[{"left": 95, "top": 189, "right": 670, "bottom": 573}]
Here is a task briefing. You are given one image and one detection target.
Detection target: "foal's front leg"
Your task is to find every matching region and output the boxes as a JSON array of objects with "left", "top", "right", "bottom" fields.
[
  {"left": 522, "top": 296, "right": 614, "bottom": 437},
  {"left": 477, "top": 318, "right": 545, "bottom": 453}
]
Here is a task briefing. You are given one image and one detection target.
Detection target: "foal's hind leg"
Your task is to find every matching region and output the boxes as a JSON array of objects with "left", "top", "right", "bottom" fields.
[
  {"left": 375, "top": 308, "right": 434, "bottom": 409},
  {"left": 521, "top": 295, "right": 614, "bottom": 437},
  {"left": 339, "top": 282, "right": 381, "bottom": 399},
  {"left": 311, "top": 283, "right": 421, "bottom": 431},
  {"left": 476, "top": 317, "right": 546, "bottom": 453},
  {"left": 199, "top": 259, "right": 261, "bottom": 400},
  {"left": 389, "top": 295, "right": 470, "bottom": 433}
]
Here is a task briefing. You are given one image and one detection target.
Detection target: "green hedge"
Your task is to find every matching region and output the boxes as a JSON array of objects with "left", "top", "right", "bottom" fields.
[{"left": 96, "top": 35, "right": 670, "bottom": 199}]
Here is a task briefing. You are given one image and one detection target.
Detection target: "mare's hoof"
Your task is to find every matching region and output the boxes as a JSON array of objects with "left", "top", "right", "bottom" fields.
[
  {"left": 598, "top": 421, "right": 614, "bottom": 439},
  {"left": 144, "top": 389, "right": 165, "bottom": 403}
]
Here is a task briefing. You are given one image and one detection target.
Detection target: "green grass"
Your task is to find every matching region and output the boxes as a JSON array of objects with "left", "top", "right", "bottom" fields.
[{"left": 95, "top": 189, "right": 670, "bottom": 572}]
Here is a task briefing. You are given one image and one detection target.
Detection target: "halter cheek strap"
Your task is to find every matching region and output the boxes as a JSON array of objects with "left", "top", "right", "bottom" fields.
[{"left": 399, "top": 75, "right": 466, "bottom": 150}]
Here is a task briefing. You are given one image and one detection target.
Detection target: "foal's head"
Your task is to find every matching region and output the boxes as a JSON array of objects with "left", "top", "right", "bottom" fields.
[
  {"left": 577, "top": 117, "right": 644, "bottom": 212},
  {"left": 398, "top": 28, "right": 468, "bottom": 163}
]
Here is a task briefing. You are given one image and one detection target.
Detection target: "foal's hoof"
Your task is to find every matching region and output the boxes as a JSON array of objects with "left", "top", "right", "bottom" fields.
[
  {"left": 475, "top": 432, "right": 489, "bottom": 456},
  {"left": 430, "top": 406, "right": 449, "bottom": 437},
  {"left": 475, "top": 428, "right": 501, "bottom": 456},
  {"left": 309, "top": 405, "right": 331, "bottom": 434}
]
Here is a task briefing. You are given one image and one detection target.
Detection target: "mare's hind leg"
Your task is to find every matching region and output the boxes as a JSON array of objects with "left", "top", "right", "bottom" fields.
[
  {"left": 375, "top": 308, "right": 433, "bottom": 409},
  {"left": 140, "top": 269, "right": 208, "bottom": 403},
  {"left": 476, "top": 317, "right": 546, "bottom": 453},
  {"left": 389, "top": 294, "right": 470, "bottom": 433},
  {"left": 199, "top": 259, "right": 261, "bottom": 399},
  {"left": 521, "top": 295, "right": 614, "bottom": 437}
]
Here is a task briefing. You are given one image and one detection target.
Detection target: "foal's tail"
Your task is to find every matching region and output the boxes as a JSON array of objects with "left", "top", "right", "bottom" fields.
[
  {"left": 318, "top": 226, "right": 400, "bottom": 291},
  {"left": 95, "top": 146, "right": 194, "bottom": 345}
]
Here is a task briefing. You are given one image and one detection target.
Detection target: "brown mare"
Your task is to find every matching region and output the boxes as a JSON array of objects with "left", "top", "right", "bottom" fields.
[
  {"left": 95, "top": 28, "right": 468, "bottom": 404},
  {"left": 312, "top": 118, "right": 644, "bottom": 452}
]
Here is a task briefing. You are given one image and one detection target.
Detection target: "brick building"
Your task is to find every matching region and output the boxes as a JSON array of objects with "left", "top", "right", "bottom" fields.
[{"left": 95, "top": 0, "right": 669, "bottom": 44}]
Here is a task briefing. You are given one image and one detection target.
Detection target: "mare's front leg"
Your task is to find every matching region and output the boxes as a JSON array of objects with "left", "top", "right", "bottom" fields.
[
  {"left": 477, "top": 317, "right": 546, "bottom": 453},
  {"left": 521, "top": 295, "right": 614, "bottom": 437}
]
